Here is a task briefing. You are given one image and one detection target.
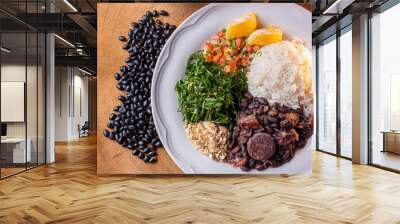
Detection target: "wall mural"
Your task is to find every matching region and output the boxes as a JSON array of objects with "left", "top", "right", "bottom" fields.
[{"left": 97, "top": 3, "right": 313, "bottom": 174}]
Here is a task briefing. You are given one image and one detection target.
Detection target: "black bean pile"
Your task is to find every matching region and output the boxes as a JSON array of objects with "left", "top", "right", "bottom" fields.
[
  {"left": 103, "top": 10, "right": 176, "bottom": 163},
  {"left": 227, "top": 92, "right": 313, "bottom": 171}
]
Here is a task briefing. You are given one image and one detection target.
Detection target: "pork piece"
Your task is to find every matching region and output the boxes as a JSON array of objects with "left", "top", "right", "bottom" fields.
[
  {"left": 296, "top": 118, "right": 314, "bottom": 139},
  {"left": 238, "top": 114, "right": 262, "bottom": 129},
  {"left": 247, "top": 133, "right": 276, "bottom": 161},
  {"left": 280, "top": 112, "right": 300, "bottom": 128},
  {"left": 229, "top": 155, "right": 248, "bottom": 168},
  {"left": 237, "top": 128, "right": 252, "bottom": 145},
  {"left": 274, "top": 130, "right": 295, "bottom": 146}
]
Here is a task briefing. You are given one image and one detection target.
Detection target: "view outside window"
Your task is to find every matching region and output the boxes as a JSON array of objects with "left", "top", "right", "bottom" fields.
[
  {"left": 318, "top": 37, "right": 337, "bottom": 154},
  {"left": 371, "top": 3, "right": 400, "bottom": 171},
  {"left": 340, "top": 29, "right": 352, "bottom": 158}
]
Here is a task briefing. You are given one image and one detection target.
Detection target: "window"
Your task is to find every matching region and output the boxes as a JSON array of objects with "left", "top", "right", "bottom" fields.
[
  {"left": 0, "top": 1, "right": 47, "bottom": 179},
  {"left": 317, "top": 36, "right": 337, "bottom": 154},
  {"left": 370, "top": 3, "right": 400, "bottom": 171},
  {"left": 340, "top": 28, "right": 352, "bottom": 158}
]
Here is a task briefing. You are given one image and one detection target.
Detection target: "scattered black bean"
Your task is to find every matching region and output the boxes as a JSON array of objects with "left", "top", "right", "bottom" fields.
[
  {"left": 152, "top": 10, "right": 159, "bottom": 17},
  {"left": 132, "top": 149, "right": 140, "bottom": 156},
  {"left": 147, "top": 151, "right": 157, "bottom": 157},
  {"left": 118, "top": 35, "right": 127, "bottom": 42},
  {"left": 159, "top": 10, "right": 169, "bottom": 16},
  {"left": 103, "top": 10, "right": 174, "bottom": 163},
  {"left": 143, "top": 147, "right": 151, "bottom": 154},
  {"left": 149, "top": 157, "right": 157, "bottom": 163},
  {"left": 103, "top": 129, "right": 110, "bottom": 138}
]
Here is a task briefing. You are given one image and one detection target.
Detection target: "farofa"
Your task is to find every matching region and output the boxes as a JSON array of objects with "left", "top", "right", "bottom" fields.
[{"left": 185, "top": 121, "right": 229, "bottom": 161}]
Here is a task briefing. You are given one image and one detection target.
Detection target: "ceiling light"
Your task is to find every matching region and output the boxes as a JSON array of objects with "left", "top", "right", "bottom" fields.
[
  {"left": 78, "top": 67, "right": 94, "bottom": 76},
  {"left": 63, "top": 0, "right": 78, "bottom": 12},
  {"left": 54, "top": 34, "right": 75, "bottom": 48},
  {"left": 1, "top": 47, "right": 11, "bottom": 53}
]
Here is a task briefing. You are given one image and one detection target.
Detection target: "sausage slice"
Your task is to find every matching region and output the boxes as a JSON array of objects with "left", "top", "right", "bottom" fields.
[{"left": 247, "top": 133, "right": 276, "bottom": 161}]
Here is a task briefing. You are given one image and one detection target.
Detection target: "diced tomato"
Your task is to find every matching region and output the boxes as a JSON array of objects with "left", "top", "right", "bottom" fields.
[
  {"left": 220, "top": 45, "right": 226, "bottom": 53},
  {"left": 241, "top": 56, "right": 250, "bottom": 66},
  {"left": 215, "top": 48, "right": 223, "bottom": 57},
  {"left": 213, "top": 55, "right": 221, "bottom": 63},
  {"left": 245, "top": 45, "right": 253, "bottom": 53},
  {"left": 235, "top": 38, "right": 243, "bottom": 49},
  {"left": 234, "top": 56, "right": 241, "bottom": 63},
  {"left": 206, "top": 54, "right": 213, "bottom": 62},
  {"left": 228, "top": 60, "right": 237, "bottom": 72},
  {"left": 217, "top": 57, "right": 225, "bottom": 65},
  {"left": 205, "top": 30, "right": 253, "bottom": 71},
  {"left": 204, "top": 42, "right": 214, "bottom": 52}
]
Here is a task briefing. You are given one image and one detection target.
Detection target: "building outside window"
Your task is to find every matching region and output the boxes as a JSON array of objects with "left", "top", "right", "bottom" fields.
[
  {"left": 370, "top": 3, "right": 400, "bottom": 171},
  {"left": 317, "top": 36, "right": 337, "bottom": 155},
  {"left": 340, "top": 27, "right": 352, "bottom": 158}
]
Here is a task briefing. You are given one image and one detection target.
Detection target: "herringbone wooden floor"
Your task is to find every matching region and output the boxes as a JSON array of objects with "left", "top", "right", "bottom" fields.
[{"left": 0, "top": 136, "right": 399, "bottom": 224}]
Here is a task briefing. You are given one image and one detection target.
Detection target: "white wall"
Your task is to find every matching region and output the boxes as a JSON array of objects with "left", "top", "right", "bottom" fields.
[
  {"left": 1, "top": 63, "right": 46, "bottom": 164},
  {"left": 54, "top": 67, "right": 89, "bottom": 141},
  {"left": 1, "top": 65, "right": 37, "bottom": 138},
  {"left": 72, "top": 73, "right": 89, "bottom": 138},
  {"left": 55, "top": 66, "right": 69, "bottom": 141}
]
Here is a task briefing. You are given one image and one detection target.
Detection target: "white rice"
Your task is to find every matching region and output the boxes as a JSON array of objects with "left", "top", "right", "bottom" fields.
[{"left": 247, "top": 39, "right": 313, "bottom": 115}]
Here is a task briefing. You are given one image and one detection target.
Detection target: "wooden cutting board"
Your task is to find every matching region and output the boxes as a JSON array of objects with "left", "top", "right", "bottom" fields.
[{"left": 97, "top": 3, "right": 205, "bottom": 174}]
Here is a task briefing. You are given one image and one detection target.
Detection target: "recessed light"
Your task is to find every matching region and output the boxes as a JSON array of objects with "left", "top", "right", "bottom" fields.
[
  {"left": 78, "top": 67, "right": 93, "bottom": 76},
  {"left": 54, "top": 34, "right": 75, "bottom": 48},
  {"left": 1, "top": 47, "right": 11, "bottom": 53},
  {"left": 63, "top": 0, "right": 78, "bottom": 12}
]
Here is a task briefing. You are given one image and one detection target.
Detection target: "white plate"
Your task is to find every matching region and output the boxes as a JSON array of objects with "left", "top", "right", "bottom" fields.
[{"left": 151, "top": 3, "right": 312, "bottom": 174}]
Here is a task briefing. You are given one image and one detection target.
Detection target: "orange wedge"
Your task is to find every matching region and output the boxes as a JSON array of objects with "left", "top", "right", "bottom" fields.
[
  {"left": 226, "top": 13, "right": 257, "bottom": 40},
  {"left": 247, "top": 26, "right": 283, "bottom": 46}
]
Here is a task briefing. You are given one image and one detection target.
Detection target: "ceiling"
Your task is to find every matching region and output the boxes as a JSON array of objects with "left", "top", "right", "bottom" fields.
[
  {"left": 312, "top": 0, "right": 391, "bottom": 44},
  {"left": 0, "top": 0, "right": 99, "bottom": 73}
]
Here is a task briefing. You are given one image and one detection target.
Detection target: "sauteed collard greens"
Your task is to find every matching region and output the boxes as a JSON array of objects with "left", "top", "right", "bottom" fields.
[{"left": 175, "top": 51, "right": 247, "bottom": 126}]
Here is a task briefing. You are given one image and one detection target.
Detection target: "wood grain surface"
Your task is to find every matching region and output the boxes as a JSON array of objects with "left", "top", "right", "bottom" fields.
[
  {"left": 97, "top": 3, "right": 206, "bottom": 174},
  {"left": 1, "top": 136, "right": 400, "bottom": 223}
]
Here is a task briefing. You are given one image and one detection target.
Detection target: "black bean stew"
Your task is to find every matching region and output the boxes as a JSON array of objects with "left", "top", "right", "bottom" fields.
[
  {"left": 227, "top": 92, "right": 313, "bottom": 171},
  {"left": 103, "top": 10, "right": 176, "bottom": 163}
]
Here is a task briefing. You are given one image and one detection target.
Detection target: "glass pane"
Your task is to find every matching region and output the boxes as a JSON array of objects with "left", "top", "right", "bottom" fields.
[
  {"left": 26, "top": 0, "right": 39, "bottom": 169},
  {"left": 38, "top": 32, "right": 45, "bottom": 165},
  {"left": 371, "top": 4, "right": 400, "bottom": 171},
  {"left": 340, "top": 29, "right": 352, "bottom": 158},
  {"left": 27, "top": 31, "right": 38, "bottom": 169},
  {"left": 318, "top": 37, "right": 337, "bottom": 154},
  {"left": 1, "top": 30, "right": 27, "bottom": 177}
]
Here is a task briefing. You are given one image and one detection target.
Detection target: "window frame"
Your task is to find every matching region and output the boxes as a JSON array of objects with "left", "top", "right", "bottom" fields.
[{"left": 315, "top": 24, "right": 353, "bottom": 161}]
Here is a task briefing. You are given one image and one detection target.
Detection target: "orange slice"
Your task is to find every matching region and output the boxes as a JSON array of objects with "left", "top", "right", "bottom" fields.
[
  {"left": 247, "top": 26, "right": 283, "bottom": 46},
  {"left": 226, "top": 13, "right": 257, "bottom": 40}
]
